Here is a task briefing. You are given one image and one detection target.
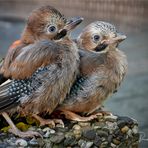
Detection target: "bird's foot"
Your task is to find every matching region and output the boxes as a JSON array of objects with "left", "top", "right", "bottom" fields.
[
  {"left": 9, "top": 128, "right": 42, "bottom": 138},
  {"left": 32, "top": 114, "right": 64, "bottom": 128},
  {"left": 40, "top": 118, "right": 64, "bottom": 128},
  {"left": 92, "top": 110, "right": 113, "bottom": 116},
  {"left": 60, "top": 110, "right": 98, "bottom": 122}
]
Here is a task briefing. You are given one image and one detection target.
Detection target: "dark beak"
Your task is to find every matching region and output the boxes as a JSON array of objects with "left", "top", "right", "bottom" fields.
[
  {"left": 54, "top": 16, "right": 83, "bottom": 40},
  {"left": 64, "top": 16, "right": 84, "bottom": 31}
]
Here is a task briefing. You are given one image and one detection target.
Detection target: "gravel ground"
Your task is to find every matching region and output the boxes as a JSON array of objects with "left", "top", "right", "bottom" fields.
[{"left": 0, "top": 114, "right": 139, "bottom": 148}]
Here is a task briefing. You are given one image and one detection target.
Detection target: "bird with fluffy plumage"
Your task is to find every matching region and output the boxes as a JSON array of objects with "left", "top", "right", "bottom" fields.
[
  {"left": 0, "top": 5, "right": 83, "bottom": 137},
  {"left": 57, "top": 21, "right": 128, "bottom": 121}
]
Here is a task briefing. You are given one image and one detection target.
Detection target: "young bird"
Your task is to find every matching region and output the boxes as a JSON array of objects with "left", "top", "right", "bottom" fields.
[
  {"left": 0, "top": 6, "right": 83, "bottom": 137},
  {"left": 57, "top": 21, "right": 128, "bottom": 121}
]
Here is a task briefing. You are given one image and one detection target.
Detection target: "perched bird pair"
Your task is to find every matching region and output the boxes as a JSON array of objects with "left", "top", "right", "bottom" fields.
[
  {"left": 0, "top": 5, "right": 83, "bottom": 137},
  {"left": 0, "top": 6, "right": 128, "bottom": 138}
]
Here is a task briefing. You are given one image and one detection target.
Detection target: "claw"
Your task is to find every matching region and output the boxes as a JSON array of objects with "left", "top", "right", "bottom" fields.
[
  {"left": 9, "top": 128, "right": 43, "bottom": 138},
  {"left": 32, "top": 114, "right": 64, "bottom": 128}
]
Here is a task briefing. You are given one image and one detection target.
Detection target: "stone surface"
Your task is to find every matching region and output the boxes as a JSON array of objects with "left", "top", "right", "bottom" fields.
[{"left": 0, "top": 114, "right": 139, "bottom": 147}]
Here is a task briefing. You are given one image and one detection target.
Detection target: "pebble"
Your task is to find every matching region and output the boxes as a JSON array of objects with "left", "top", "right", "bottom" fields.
[
  {"left": 73, "top": 129, "right": 81, "bottom": 136},
  {"left": 29, "top": 138, "right": 38, "bottom": 146},
  {"left": 50, "top": 133, "right": 65, "bottom": 144},
  {"left": 100, "top": 141, "right": 108, "bottom": 147},
  {"left": 73, "top": 125, "right": 82, "bottom": 139},
  {"left": 93, "top": 135, "right": 101, "bottom": 147},
  {"left": 43, "top": 130, "right": 51, "bottom": 138},
  {"left": 73, "top": 124, "right": 81, "bottom": 130},
  {"left": 0, "top": 143, "right": 10, "bottom": 148},
  {"left": 104, "top": 115, "right": 117, "bottom": 122},
  {"left": 132, "top": 125, "right": 138, "bottom": 134},
  {"left": 78, "top": 139, "right": 86, "bottom": 146},
  {"left": 107, "top": 135, "right": 113, "bottom": 143},
  {"left": 127, "top": 129, "right": 132, "bottom": 137},
  {"left": 64, "top": 136, "right": 76, "bottom": 146},
  {"left": 117, "top": 116, "right": 133, "bottom": 125},
  {"left": 111, "top": 142, "right": 117, "bottom": 148},
  {"left": 97, "top": 130, "right": 108, "bottom": 137},
  {"left": 43, "top": 127, "right": 56, "bottom": 138},
  {"left": 85, "top": 142, "right": 94, "bottom": 148},
  {"left": 43, "top": 127, "right": 55, "bottom": 134},
  {"left": 15, "top": 139, "right": 28, "bottom": 147},
  {"left": 112, "top": 138, "right": 120, "bottom": 145},
  {"left": 78, "top": 140, "right": 93, "bottom": 148},
  {"left": 78, "top": 122, "right": 91, "bottom": 127},
  {"left": 83, "top": 129, "right": 96, "bottom": 140},
  {"left": 121, "top": 126, "right": 129, "bottom": 133},
  {"left": 44, "top": 141, "right": 53, "bottom": 148},
  {"left": 117, "top": 120, "right": 126, "bottom": 129}
]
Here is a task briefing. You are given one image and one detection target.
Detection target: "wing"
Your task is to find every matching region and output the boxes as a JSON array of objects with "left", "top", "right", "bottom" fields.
[
  {"left": 3, "top": 40, "right": 63, "bottom": 79},
  {"left": 0, "top": 40, "right": 24, "bottom": 84},
  {"left": 0, "top": 40, "right": 66, "bottom": 113}
]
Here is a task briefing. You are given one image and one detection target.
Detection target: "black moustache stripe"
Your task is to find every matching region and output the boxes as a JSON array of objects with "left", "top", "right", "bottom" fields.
[
  {"left": 95, "top": 43, "right": 108, "bottom": 52},
  {"left": 54, "top": 29, "right": 67, "bottom": 40}
]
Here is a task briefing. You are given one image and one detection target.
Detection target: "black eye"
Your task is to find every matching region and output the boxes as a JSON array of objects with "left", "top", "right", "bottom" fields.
[
  {"left": 48, "top": 25, "right": 57, "bottom": 33},
  {"left": 93, "top": 35, "right": 100, "bottom": 42}
]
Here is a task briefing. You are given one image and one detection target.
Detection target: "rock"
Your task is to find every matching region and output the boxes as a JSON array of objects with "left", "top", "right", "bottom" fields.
[
  {"left": 73, "top": 125, "right": 82, "bottom": 139},
  {"left": 127, "top": 129, "right": 132, "bottom": 137},
  {"left": 78, "top": 122, "right": 91, "bottom": 127},
  {"left": 132, "top": 125, "right": 138, "bottom": 134},
  {"left": 117, "top": 116, "right": 133, "bottom": 125},
  {"left": 15, "top": 139, "right": 28, "bottom": 147},
  {"left": 100, "top": 141, "right": 108, "bottom": 147},
  {"left": 107, "top": 135, "right": 113, "bottom": 143},
  {"left": 64, "top": 136, "right": 76, "bottom": 146},
  {"left": 83, "top": 129, "right": 96, "bottom": 140},
  {"left": 104, "top": 115, "right": 118, "bottom": 122},
  {"left": 50, "top": 133, "right": 65, "bottom": 144},
  {"left": 29, "top": 138, "right": 39, "bottom": 146},
  {"left": 44, "top": 139, "right": 53, "bottom": 147},
  {"left": 0, "top": 142, "right": 10, "bottom": 148},
  {"left": 73, "top": 124, "right": 81, "bottom": 130},
  {"left": 110, "top": 142, "right": 117, "bottom": 148},
  {"left": 112, "top": 138, "right": 120, "bottom": 145},
  {"left": 85, "top": 142, "right": 94, "bottom": 148},
  {"left": 117, "top": 120, "right": 127, "bottom": 129},
  {"left": 97, "top": 130, "right": 109, "bottom": 137},
  {"left": 78, "top": 140, "right": 93, "bottom": 148},
  {"left": 121, "top": 126, "right": 129, "bottom": 133},
  {"left": 43, "top": 130, "right": 51, "bottom": 138},
  {"left": 43, "top": 127, "right": 56, "bottom": 138},
  {"left": 43, "top": 127, "right": 55, "bottom": 134},
  {"left": 78, "top": 139, "right": 86, "bottom": 146},
  {"left": 93, "top": 135, "right": 101, "bottom": 147}
]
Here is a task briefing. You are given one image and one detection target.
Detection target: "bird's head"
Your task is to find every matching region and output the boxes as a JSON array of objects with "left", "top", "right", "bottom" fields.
[
  {"left": 77, "top": 21, "right": 126, "bottom": 53},
  {"left": 22, "top": 5, "right": 83, "bottom": 43}
]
